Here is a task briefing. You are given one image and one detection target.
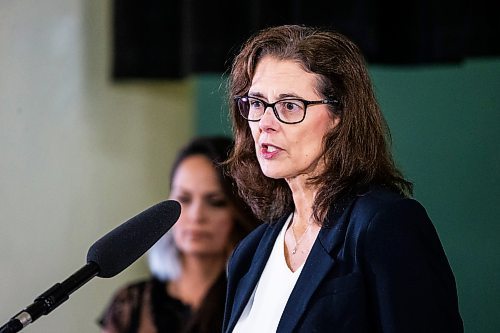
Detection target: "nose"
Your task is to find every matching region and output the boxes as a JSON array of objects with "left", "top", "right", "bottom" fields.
[
  {"left": 184, "top": 201, "right": 207, "bottom": 224},
  {"left": 258, "top": 106, "right": 279, "bottom": 132}
]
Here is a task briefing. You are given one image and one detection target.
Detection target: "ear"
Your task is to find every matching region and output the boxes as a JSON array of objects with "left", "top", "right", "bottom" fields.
[{"left": 330, "top": 113, "right": 341, "bottom": 130}]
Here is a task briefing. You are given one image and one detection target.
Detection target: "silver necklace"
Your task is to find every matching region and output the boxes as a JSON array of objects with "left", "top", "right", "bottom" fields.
[{"left": 290, "top": 216, "right": 312, "bottom": 255}]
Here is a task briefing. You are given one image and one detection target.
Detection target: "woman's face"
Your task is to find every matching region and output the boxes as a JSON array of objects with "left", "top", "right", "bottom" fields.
[
  {"left": 170, "top": 155, "right": 235, "bottom": 258},
  {"left": 247, "top": 56, "right": 340, "bottom": 181}
]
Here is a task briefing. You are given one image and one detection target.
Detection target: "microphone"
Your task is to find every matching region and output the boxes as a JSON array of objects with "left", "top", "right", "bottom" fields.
[{"left": 0, "top": 200, "right": 181, "bottom": 333}]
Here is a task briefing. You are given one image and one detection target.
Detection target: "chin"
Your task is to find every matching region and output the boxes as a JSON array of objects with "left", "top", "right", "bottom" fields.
[
  {"left": 259, "top": 161, "right": 285, "bottom": 179},
  {"left": 261, "top": 168, "right": 288, "bottom": 180}
]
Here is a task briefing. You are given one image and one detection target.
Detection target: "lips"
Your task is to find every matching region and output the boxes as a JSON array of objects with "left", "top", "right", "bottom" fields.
[
  {"left": 183, "top": 230, "right": 211, "bottom": 240},
  {"left": 260, "top": 143, "right": 282, "bottom": 159}
]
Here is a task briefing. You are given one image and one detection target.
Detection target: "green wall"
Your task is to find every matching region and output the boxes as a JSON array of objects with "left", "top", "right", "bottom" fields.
[
  {"left": 195, "top": 58, "right": 500, "bottom": 333},
  {"left": 195, "top": 74, "right": 232, "bottom": 137}
]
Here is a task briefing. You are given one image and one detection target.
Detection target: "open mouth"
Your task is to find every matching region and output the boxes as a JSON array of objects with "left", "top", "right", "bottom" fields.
[{"left": 263, "top": 144, "right": 279, "bottom": 153}]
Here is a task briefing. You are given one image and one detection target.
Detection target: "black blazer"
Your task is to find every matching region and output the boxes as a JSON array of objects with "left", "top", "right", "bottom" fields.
[{"left": 223, "top": 187, "right": 463, "bottom": 332}]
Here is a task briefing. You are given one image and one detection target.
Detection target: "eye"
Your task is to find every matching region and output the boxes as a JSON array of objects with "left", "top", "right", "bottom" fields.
[
  {"left": 248, "top": 98, "right": 264, "bottom": 109},
  {"left": 208, "top": 198, "right": 229, "bottom": 208},
  {"left": 174, "top": 194, "right": 191, "bottom": 205},
  {"left": 205, "top": 194, "right": 229, "bottom": 208},
  {"left": 278, "top": 100, "right": 303, "bottom": 113}
]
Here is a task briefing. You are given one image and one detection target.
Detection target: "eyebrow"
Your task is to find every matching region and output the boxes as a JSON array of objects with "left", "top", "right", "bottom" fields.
[
  {"left": 248, "top": 91, "right": 301, "bottom": 101},
  {"left": 171, "top": 186, "right": 225, "bottom": 197}
]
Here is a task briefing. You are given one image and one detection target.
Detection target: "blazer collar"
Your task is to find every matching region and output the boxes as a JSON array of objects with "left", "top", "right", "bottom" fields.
[
  {"left": 277, "top": 192, "right": 358, "bottom": 332},
  {"left": 227, "top": 215, "right": 288, "bottom": 331}
]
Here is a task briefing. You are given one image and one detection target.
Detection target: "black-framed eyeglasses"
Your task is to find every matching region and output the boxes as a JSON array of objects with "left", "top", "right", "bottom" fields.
[{"left": 235, "top": 95, "right": 340, "bottom": 124}]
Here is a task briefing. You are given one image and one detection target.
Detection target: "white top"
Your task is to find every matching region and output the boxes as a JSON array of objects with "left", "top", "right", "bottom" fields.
[{"left": 232, "top": 214, "right": 303, "bottom": 332}]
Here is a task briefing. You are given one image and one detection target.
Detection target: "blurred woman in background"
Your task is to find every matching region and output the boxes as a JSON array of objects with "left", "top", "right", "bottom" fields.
[{"left": 99, "top": 136, "right": 260, "bottom": 333}]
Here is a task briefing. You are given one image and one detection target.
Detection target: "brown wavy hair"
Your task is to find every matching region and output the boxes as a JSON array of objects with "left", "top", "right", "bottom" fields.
[{"left": 225, "top": 24, "right": 413, "bottom": 223}]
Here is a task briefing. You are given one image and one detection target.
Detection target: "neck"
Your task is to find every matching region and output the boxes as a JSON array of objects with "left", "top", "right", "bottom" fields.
[
  {"left": 286, "top": 175, "right": 318, "bottom": 226},
  {"left": 168, "top": 254, "right": 225, "bottom": 309}
]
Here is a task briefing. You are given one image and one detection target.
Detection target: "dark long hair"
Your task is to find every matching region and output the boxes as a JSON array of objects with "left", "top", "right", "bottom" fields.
[
  {"left": 170, "top": 136, "right": 260, "bottom": 333},
  {"left": 226, "top": 24, "right": 413, "bottom": 222}
]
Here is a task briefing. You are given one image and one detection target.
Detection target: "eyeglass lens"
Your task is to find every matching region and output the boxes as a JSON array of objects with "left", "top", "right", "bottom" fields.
[{"left": 238, "top": 97, "right": 305, "bottom": 123}]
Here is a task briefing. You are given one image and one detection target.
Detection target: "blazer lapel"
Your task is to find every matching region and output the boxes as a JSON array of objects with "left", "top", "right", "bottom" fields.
[
  {"left": 227, "top": 216, "right": 289, "bottom": 331},
  {"left": 277, "top": 197, "right": 357, "bottom": 332}
]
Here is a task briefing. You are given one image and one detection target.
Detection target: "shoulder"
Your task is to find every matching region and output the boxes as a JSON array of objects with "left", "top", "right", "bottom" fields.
[
  {"left": 99, "top": 278, "right": 155, "bottom": 329},
  {"left": 350, "top": 186, "right": 428, "bottom": 227},
  {"left": 349, "top": 187, "right": 442, "bottom": 261},
  {"left": 109, "top": 278, "right": 156, "bottom": 303},
  {"left": 338, "top": 186, "right": 433, "bottom": 250},
  {"left": 121, "top": 278, "right": 153, "bottom": 292},
  {"left": 355, "top": 186, "right": 416, "bottom": 211}
]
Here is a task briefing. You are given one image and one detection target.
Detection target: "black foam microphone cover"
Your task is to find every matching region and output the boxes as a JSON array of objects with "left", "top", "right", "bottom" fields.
[{"left": 87, "top": 200, "right": 181, "bottom": 278}]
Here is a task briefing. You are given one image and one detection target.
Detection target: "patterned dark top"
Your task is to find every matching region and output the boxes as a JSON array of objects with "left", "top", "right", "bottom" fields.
[{"left": 98, "top": 273, "right": 226, "bottom": 333}]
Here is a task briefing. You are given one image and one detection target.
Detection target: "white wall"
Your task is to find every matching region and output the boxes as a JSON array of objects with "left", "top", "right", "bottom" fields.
[{"left": 0, "top": 0, "right": 193, "bottom": 331}]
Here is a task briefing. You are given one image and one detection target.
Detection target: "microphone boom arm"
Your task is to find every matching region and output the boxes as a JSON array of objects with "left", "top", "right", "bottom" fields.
[{"left": 0, "top": 262, "right": 99, "bottom": 333}]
